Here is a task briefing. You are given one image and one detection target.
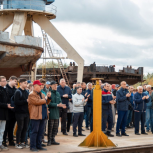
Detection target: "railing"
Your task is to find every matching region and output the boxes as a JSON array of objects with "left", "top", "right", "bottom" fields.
[{"left": 0, "top": 0, "right": 57, "bottom": 15}]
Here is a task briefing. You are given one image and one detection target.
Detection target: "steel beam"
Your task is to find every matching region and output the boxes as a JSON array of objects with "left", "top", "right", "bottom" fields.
[
  {"left": 0, "top": 14, "right": 14, "bottom": 31},
  {"left": 33, "top": 14, "right": 84, "bottom": 83},
  {"left": 24, "top": 16, "right": 34, "bottom": 36},
  {"left": 10, "top": 12, "right": 27, "bottom": 42}
]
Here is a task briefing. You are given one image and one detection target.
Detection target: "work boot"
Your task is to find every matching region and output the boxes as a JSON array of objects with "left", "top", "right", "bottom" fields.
[
  {"left": 73, "top": 133, "right": 78, "bottom": 137},
  {"left": 78, "top": 133, "right": 86, "bottom": 136},
  {"left": 51, "top": 138, "right": 60, "bottom": 145},
  {"left": 122, "top": 133, "right": 129, "bottom": 136},
  {"left": 9, "top": 140, "right": 15, "bottom": 146},
  {"left": 116, "top": 133, "right": 122, "bottom": 137},
  {"left": 141, "top": 132, "right": 148, "bottom": 135},
  {"left": 63, "top": 132, "right": 68, "bottom": 136},
  {"left": 47, "top": 140, "right": 51, "bottom": 146},
  {"left": 105, "top": 131, "right": 114, "bottom": 137}
]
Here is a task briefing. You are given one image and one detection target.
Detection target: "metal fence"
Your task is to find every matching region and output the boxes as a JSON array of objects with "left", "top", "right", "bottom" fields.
[{"left": 0, "top": 0, "right": 57, "bottom": 15}]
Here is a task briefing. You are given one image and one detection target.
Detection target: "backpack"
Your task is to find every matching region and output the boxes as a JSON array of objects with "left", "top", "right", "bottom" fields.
[{"left": 11, "top": 89, "right": 23, "bottom": 108}]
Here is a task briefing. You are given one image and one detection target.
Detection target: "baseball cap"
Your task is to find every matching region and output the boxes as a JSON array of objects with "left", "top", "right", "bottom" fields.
[
  {"left": 46, "top": 81, "right": 51, "bottom": 85},
  {"left": 33, "top": 80, "right": 42, "bottom": 86},
  {"left": 27, "top": 80, "right": 32, "bottom": 84},
  {"left": 115, "top": 84, "right": 119, "bottom": 88},
  {"left": 126, "top": 84, "right": 129, "bottom": 87},
  {"left": 50, "top": 81, "right": 57, "bottom": 85}
]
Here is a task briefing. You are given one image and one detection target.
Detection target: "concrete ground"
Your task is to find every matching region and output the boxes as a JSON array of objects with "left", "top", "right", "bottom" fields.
[{"left": 4, "top": 124, "right": 153, "bottom": 153}]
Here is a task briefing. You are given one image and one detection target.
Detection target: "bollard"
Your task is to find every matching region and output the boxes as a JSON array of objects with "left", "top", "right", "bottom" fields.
[{"left": 79, "top": 78, "right": 116, "bottom": 147}]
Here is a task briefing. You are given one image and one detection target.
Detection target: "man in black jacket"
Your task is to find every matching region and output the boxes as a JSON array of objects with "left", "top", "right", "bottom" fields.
[
  {"left": 14, "top": 78, "right": 29, "bottom": 149},
  {"left": 0, "top": 76, "right": 14, "bottom": 151},
  {"left": 3, "top": 76, "right": 17, "bottom": 147},
  {"left": 57, "top": 78, "right": 72, "bottom": 135}
]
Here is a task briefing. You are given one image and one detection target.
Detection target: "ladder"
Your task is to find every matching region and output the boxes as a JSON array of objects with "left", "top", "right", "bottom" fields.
[{"left": 41, "top": 30, "right": 70, "bottom": 86}]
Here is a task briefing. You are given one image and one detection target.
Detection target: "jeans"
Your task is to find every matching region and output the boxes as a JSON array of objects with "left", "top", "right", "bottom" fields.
[
  {"left": 59, "top": 108, "right": 67, "bottom": 133},
  {"left": 73, "top": 112, "right": 84, "bottom": 135},
  {"left": 15, "top": 113, "right": 29, "bottom": 144},
  {"left": 102, "top": 109, "right": 113, "bottom": 133},
  {"left": 145, "top": 108, "right": 152, "bottom": 131},
  {"left": 30, "top": 119, "right": 46, "bottom": 149},
  {"left": 0, "top": 121, "right": 6, "bottom": 146},
  {"left": 126, "top": 110, "right": 133, "bottom": 127},
  {"left": 134, "top": 111, "right": 145, "bottom": 134},
  {"left": 90, "top": 109, "right": 93, "bottom": 133},
  {"left": 25, "top": 120, "right": 31, "bottom": 143},
  {"left": 150, "top": 109, "right": 153, "bottom": 132},
  {"left": 116, "top": 110, "right": 128, "bottom": 134},
  {"left": 85, "top": 107, "right": 92, "bottom": 128}
]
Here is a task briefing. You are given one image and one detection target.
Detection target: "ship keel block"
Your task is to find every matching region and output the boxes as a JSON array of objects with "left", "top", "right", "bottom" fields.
[
  {"left": 33, "top": 14, "right": 84, "bottom": 83},
  {"left": 79, "top": 131, "right": 116, "bottom": 147}
]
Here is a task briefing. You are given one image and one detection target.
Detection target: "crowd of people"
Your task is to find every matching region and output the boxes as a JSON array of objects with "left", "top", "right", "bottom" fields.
[{"left": 0, "top": 75, "right": 152, "bottom": 152}]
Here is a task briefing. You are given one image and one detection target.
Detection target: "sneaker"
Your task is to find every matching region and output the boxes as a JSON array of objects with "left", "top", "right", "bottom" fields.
[
  {"left": 21, "top": 143, "right": 26, "bottom": 148},
  {"left": 25, "top": 144, "right": 30, "bottom": 148},
  {"left": 15, "top": 144, "right": 23, "bottom": 149},
  {"left": 0, "top": 145, "right": 9, "bottom": 150},
  {"left": 42, "top": 139, "right": 48, "bottom": 143},
  {"left": 2, "top": 141, "right": 7, "bottom": 147},
  {"left": 21, "top": 143, "right": 30, "bottom": 148}
]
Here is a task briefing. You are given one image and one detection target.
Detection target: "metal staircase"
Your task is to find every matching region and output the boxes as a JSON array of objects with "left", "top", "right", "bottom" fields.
[{"left": 42, "top": 30, "right": 70, "bottom": 86}]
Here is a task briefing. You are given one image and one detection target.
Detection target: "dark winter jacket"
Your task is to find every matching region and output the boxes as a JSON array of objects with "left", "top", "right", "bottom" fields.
[
  {"left": 14, "top": 88, "right": 29, "bottom": 114},
  {"left": 0, "top": 86, "right": 9, "bottom": 120},
  {"left": 6, "top": 84, "right": 16, "bottom": 104},
  {"left": 102, "top": 89, "right": 113, "bottom": 110},
  {"left": 86, "top": 89, "right": 92, "bottom": 107},
  {"left": 6, "top": 84, "right": 16, "bottom": 113},
  {"left": 48, "top": 90, "right": 62, "bottom": 119},
  {"left": 57, "top": 85, "right": 72, "bottom": 108},
  {"left": 134, "top": 92, "right": 149, "bottom": 111},
  {"left": 116, "top": 87, "right": 130, "bottom": 111}
]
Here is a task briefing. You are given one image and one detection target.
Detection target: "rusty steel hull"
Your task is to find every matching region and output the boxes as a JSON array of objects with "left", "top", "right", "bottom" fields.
[{"left": 0, "top": 41, "right": 43, "bottom": 79}]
